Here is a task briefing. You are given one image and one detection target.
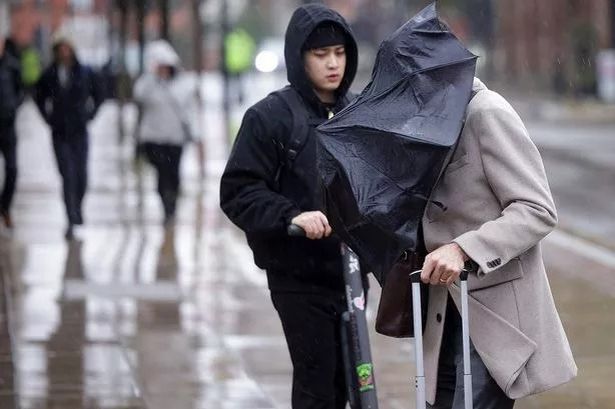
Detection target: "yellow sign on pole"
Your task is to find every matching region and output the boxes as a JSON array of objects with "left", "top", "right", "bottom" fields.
[{"left": 225, "top": 28, "right": 256, "bottom": 74}]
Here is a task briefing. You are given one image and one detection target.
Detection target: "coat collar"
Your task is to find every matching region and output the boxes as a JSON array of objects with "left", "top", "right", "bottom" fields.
[{"left": 472, "top": 77, "right": 488, "bottom": 93}]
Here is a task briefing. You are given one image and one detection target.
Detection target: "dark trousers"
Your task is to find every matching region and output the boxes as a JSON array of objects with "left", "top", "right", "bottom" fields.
[
  {"left": 271, "top": 292, "right": 348, "bottom": 409},
  {"left": 52, "top": 134, "right": 88, "bottom": 225},
  {"left": 428, "top": 298, "right": 515, "bottom": 409},
  {"left": 142, "top": 143, "right": 183, "bottom": 220},
  {"left": 0, "top": 126, "right": 17, "bottom": 213}
]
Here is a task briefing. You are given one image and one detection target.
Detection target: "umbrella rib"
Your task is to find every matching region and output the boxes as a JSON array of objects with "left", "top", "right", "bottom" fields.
[{"left": 339, "top": 148, "right": 425, "bottom": 204}]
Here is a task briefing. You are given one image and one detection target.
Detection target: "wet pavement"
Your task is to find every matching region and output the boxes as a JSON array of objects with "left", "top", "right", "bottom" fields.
[{"left": 0, "top": 89, "right": 614, "bottom": 408}]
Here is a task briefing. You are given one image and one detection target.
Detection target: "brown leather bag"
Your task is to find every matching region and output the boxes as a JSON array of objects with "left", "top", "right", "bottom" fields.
[{"left": 375, "top": 251, "right": 428, "bottom": 338}]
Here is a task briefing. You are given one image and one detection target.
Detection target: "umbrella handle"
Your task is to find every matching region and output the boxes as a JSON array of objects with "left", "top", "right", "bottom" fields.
[{"left": 287, "top": 224, "right": 306, "bottom": 237}]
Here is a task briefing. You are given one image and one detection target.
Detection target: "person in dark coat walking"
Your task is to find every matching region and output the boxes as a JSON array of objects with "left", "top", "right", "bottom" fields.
[
  {"left": 0, "top": 36, "right": 24, "bottom": 229},
  {"left": 220, "top": 4, "right": 359, "bottom": 409},
  {"left": 35, "top": 35, "right": 103, "bottom": 239}
]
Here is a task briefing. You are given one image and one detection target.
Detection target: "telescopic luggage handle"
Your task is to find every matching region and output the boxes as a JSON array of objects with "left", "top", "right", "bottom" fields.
[{"left": 409, "top": 268, "right": 473, "bottom": 409}]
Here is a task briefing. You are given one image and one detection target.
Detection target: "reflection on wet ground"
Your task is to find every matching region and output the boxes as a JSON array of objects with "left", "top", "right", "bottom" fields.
[{"left": 0, "top": 102, "right": 614, "bottom": 408}]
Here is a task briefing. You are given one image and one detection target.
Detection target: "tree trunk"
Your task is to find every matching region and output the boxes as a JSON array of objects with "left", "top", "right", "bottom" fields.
[{"left": 159, "top": 0, "right": 170, "bottom": 40}]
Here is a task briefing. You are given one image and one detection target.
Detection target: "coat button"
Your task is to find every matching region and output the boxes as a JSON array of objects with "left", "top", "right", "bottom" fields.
[{"left": 436, "top": 313, "right": 442, "bottom": 323}]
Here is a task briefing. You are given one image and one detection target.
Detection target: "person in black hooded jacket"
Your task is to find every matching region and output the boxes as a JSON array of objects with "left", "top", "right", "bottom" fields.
[
  {"left": 35, "top": 35, "right": 103, "bottom": 239},
  {"left": 220, "top": 4, "right": 359, "bottom": 408}
]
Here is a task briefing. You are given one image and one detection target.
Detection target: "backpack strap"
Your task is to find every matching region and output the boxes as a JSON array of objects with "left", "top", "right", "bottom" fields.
[
  {"left": 275, "top": 87, "right": 312, "bottom": 166},
  {"left": 271, "top": 86, "right": 314, "bottom": 190}
]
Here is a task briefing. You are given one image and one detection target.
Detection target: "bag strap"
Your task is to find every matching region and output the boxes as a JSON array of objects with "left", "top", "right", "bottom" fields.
[
  {"left": 275, "top": 87, "right": 312, "bottom": 166},
  {"left": 272, "top": 87, "right": 314, "bottom": 190}
]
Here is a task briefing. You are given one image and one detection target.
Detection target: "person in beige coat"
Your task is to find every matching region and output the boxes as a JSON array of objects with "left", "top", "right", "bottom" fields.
[{"left": 419, "top": 78, "right": 577, "bottom": 408}]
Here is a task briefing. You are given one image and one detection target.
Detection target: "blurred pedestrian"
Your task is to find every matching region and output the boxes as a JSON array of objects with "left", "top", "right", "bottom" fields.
[
  {"left": 133, "top": 40, "right": 193, "bottom": 226},
  {"left": 3, "top": 37, "right": 20, "bottom": 64},
  {"left": 5, "top": 37, "right": 42, "bottom": 95},
  {"left": 0, "top": 36, "right": 24, "bottom": 230},
  {"left": 220, "top": 4, "right": 360, "bottom": 408},
  {"left": 35, "top": 34, "right": 103, "bottom": 239}
]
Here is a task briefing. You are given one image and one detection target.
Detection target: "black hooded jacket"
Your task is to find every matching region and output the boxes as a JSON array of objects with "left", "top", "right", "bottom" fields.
[
  {"left": 35, "top": 52, "right": 103, "bottom": 139},
  {"left": 220, "top": 4, "right": 358, "bottom": 293}
]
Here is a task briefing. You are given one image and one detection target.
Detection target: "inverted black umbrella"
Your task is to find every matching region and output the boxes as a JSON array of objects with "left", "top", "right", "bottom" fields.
[{"left": 317, "top": 2, "right": 477, "bottom": 283}]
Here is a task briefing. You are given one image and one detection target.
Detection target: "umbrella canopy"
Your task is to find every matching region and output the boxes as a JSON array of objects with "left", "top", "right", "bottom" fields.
[{"left": 317, "top": 2, "right": 477, "bottom": 283}]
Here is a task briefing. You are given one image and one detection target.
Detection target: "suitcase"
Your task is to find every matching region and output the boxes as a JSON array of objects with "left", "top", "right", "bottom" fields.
[{"left": 409, "top": 268, "right": 473, "bottom": 409}]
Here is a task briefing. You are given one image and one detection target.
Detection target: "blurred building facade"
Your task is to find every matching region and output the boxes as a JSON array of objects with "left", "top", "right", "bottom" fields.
[
  {"left": 495, "top": 0, "right": 614, "bottom": 95},
  {"left": 5, "top": 0, "right": 615, "bottom": 97}
]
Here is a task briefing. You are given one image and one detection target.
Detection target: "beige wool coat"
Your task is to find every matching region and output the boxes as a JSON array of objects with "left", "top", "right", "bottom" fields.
[{"left": 420, "top": 78, "right": 577, "bottom": 404}]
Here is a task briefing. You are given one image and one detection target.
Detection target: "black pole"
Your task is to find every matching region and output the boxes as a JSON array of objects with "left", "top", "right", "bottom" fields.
[
  {"left": 118, "top": 0, "right": 128, "bottom": 73},
  {"left": 192, "top": 0, "right": 204, "bottom": 72},
  {"left": 136, "top": 0, "right": 146, "bottom": 74},
  {"left": 611, "top": 0, "right": 615, "bottom": 48},
  {"left": 106, "top": 0, "right": 114, "bottom": 61},
  {"left": 159, "top": 0, "right": 170, "bottom": 40},
  {"left": 117, "top": 0, "right": 129, "bottom": 144},
  {"left": 221, "top": 0, "right": 231, "bottom": 148},
  {"left": 193, "top": 0, "right": 206, "bottom": 177}
]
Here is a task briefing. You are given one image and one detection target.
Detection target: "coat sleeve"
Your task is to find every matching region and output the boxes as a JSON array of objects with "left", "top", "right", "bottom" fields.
[
  {"left": 87, "top": 67, "right": 104, "bottom": 119},
  {"left": 34, "top": 71, "right": 51, "bottom": 125},
  {"left": 220, "top": 107, "right": 301, "bottom": 237},
  {"left": 10, "top": 58, "right": 24, "bottom": 106},
  {"left": 132, "top": 75, "right": 147, "bottom": 104},
  {"left": 453, "top": 104, "right": 557, "bottom": 276}
]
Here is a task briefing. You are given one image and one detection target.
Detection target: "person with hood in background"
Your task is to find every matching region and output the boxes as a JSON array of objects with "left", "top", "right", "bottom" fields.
[
  {"left": 35, "top": 34, "right": 103, "bottom": 239},
  {"left": 220, "top": 4, "right": 359, "bottom": 409},
  {"left": 133, "top": 40, "right": 193, "bottom": 226},
  {"left": 0, "top": 36, "right": 24, "bottom": 230}
]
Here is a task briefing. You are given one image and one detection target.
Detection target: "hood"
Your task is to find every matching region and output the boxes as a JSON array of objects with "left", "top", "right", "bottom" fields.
[
  {"left": 52, "top": 30, "right": 76, "bottom": 50},
  {"left": 284, "top": 4, "right": 358, "bottom": 107},
  {"left": 145, "top": 40, "right": 181, "bottom": 72},
  {"left": 51, "top": 29, "right": 79, "bottom": 64}
]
